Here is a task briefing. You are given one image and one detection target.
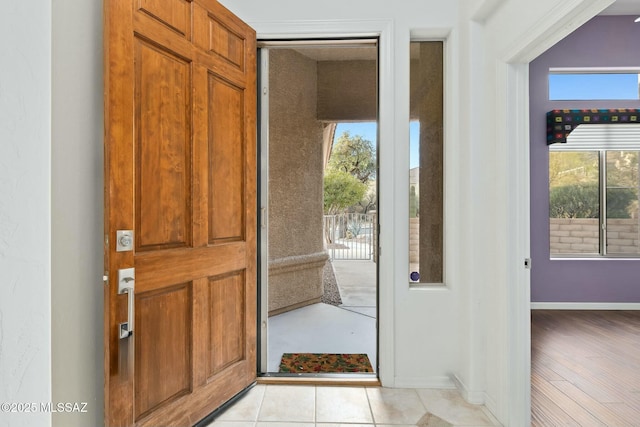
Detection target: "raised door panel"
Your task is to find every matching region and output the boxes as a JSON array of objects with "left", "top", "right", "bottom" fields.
[
  {"left": 208, "top": 271, "right": 245, "bottom": 377},
  {"left": 209, "top": 76, "right": 245, "bottom": 243},
  {"left": 137, "top": 0, "right": 192, "bottom": 38},
  {"left": 135, "top": 283, "right": 192, "bottom": 419},
  {"left": 135, "top": 39, "right": 192, "bottom": 251},
  {"left": 208, "top": 17, "right": 245, "bottom": 71}
]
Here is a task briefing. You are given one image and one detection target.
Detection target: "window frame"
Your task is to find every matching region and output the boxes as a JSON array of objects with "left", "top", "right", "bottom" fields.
[
  {"left": 550, "top": 147, "right": 640, "bottom": 259},
  {"left": 408, "top": 39, "right": 445, "bottom": 285}
]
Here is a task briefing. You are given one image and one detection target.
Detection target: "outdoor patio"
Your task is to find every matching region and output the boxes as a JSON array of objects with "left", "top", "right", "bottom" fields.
[{"left": 267, "top": 259, "right": 377, "bottom": 373}]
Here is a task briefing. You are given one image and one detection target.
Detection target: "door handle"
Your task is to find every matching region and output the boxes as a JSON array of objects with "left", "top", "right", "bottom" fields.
[{"left": 118, "top": 268, "right": 135, "bottom": 339}]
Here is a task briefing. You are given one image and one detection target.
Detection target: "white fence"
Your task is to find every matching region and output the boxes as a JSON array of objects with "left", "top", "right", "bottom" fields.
[{"left": 323, "top": 213, "right": 377, "bottom": 260}]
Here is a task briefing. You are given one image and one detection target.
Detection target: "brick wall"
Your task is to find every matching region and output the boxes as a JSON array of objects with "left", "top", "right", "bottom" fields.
[{"left": 550, "top": 218, "right": 639, "bottom": 254}]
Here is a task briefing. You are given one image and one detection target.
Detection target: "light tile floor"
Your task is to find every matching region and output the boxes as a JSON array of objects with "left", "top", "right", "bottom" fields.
[
  {"left": 207, "top": 384, "right": 501, "bottom": 427},
  {"left": 255, "top": 261, "right": 500, "bottom": 425}
]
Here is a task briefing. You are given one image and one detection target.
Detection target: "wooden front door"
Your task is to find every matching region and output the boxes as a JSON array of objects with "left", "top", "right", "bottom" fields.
[{"left": 104, "top": 1, "right": 257, "bottom": 426}]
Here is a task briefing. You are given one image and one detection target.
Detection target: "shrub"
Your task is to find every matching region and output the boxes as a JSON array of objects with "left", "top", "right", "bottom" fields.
[
  {"left": 549, "top": 184, "right": 599, "bottom": 218},
  {"left": 550, "top": 183, "right": 636, "bottom": 218}
]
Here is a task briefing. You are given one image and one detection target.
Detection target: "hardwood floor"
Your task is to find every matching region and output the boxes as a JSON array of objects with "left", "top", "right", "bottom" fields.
[{"left": 531, "top": 310, "right": 640, "bottom": 426}]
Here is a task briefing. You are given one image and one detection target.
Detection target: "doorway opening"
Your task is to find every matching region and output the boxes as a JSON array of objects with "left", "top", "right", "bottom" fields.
[{"left": 257, "top": 40, "right": 379, "bottom": 378}]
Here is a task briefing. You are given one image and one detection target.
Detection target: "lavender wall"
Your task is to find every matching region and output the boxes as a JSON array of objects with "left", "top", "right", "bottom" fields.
[{"left": 530, "top": 15, "right": 640, "bottom": 303}]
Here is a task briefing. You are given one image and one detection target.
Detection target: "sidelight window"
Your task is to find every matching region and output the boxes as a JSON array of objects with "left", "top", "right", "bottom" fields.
[{"left": 408, "top": 40, "right": 444, "bottom": 284}]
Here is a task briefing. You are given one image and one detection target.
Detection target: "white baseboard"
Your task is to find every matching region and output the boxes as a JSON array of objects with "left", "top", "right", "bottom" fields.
[
  {"left": 531, "top": 302, "right": 640, "bottom": 310},
  {"left": 393, "top": 375, "right": 456, "bottom": 389},
  {"left": 450, "top": 375, "right": 502, "bottom": 426},
  {"left": 451, "top": 374, "right": 485, "bottom": 405},
  {"left": 447, "top": 375, "right": 502, "bottom": 426},
  {"left": 482, "top": 393, "right": 500, "bottom": 426}
]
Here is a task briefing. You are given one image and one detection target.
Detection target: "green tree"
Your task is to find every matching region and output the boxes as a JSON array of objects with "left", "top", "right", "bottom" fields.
[
  {"left": 323, "top": 169, "right": 367, "bottom": 215},
  {"left": 327, "top": 131, "right": 376, "bottom": 183},
  {"left": 356, "top": 183, "right": 377, "bottom": 214}
]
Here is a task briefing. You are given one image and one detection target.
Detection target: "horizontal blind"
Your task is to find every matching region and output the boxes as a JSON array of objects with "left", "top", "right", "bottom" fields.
[{"left": 550, "top": 124, "right": 640, "bottom": 150}]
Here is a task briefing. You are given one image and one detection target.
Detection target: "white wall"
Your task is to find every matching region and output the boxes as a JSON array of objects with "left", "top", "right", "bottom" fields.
[
  {"left": 51, "top": 1, "right": 104, "bottom": 426},
  {"left": 0, "top": 2, "right": 52, "bottom": 427},
  {"left": 0, "top": 1, "right": 103, "bottom": 426}
]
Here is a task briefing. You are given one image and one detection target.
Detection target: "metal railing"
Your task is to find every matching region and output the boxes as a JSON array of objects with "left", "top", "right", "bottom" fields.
[{"left": 323, "top": 212, "right": 377, "bottom": 260}]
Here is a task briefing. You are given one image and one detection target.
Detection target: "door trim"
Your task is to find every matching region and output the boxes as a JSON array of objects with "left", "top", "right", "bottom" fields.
[
  {"left": 257, "top": 47, "right": 270, "bottom": 373},
  {"left": 499, "top": 1, "right": 611, "bottom": 424},
  {"left": 254, "top": 27, "right": 390, "bottom": 382}
]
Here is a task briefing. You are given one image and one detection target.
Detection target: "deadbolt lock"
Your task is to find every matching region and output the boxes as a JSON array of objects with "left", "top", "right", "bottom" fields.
[{"left": 116, "top": 230, "right": 134, "bottom": 252}]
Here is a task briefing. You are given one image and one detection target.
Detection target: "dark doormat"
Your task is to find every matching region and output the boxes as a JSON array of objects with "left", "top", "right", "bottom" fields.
[{"left": 278, "top": 353, "right": 373, "bottom": 373}]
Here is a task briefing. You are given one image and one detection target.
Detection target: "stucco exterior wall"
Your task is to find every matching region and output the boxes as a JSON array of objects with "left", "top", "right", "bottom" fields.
[
  {"left": 317, "top": 60, "right": 377, "bottom": 121},
  {"left": 268, "top": 49, "right": 328, "bottom": 315},
  {"left": 416, "top": 42, "right": 444, "bottom": 283}
]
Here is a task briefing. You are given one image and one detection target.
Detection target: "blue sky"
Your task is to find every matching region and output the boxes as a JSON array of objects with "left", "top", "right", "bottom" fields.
[
  {"left": 549, "top": 73, "right": 640, "bottom": 100},
  {"left": 335, "top": 121, "right": 421, "bottom": 169}
]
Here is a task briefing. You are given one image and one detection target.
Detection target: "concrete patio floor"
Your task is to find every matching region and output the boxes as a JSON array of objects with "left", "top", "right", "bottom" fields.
[{"left": 267, "top": 259, "right": 377, "bottom": 373}]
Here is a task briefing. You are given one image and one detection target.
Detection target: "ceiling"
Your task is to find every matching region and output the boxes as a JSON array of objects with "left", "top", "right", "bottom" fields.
[
  {"left": 286, "top": 1, "right": 640, "bottom": 62},
  {"left": 601, "top": 0, "right": 640, "bottom": 15}
]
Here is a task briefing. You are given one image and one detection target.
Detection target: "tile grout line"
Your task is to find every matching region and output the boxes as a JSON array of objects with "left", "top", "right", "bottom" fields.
[
  {"left": 254, "top": 384, "right": 267, "bottom": 425},
  {"left": 364, "top": 385, "right": 378, "bottom": 426},
  {"left": 413, "top": 388, "right": 431, "bottom": 425}
]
